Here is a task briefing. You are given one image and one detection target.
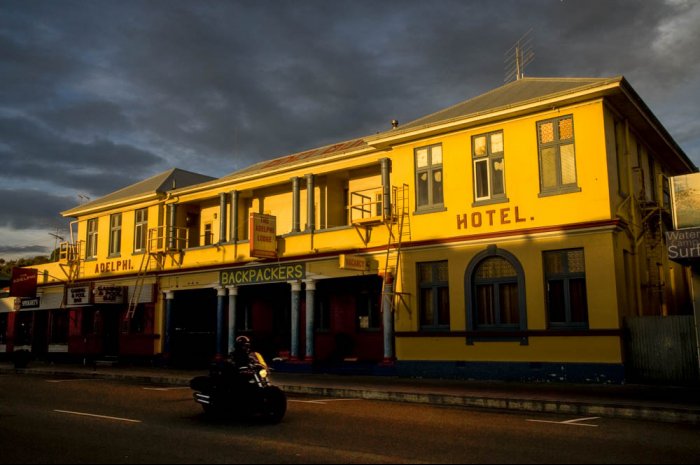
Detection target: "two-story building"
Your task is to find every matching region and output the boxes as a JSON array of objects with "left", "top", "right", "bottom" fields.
[{"left": 2, "top": 76, "right": 696, "bottom": 381}]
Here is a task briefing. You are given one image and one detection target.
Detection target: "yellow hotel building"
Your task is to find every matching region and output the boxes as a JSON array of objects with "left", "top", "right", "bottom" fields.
[{"left": 2, "top": 76, "right": 697, "bottom": 382}]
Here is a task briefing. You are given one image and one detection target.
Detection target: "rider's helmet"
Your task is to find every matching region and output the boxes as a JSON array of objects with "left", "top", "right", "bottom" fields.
[{"left": 235, "top": 335, "right": 251, "bottom": 354}]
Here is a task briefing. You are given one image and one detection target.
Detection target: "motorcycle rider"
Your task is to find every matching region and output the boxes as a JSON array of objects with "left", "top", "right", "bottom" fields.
[{"left": 231, "top": 335, "right": 260, "bottom": 374}]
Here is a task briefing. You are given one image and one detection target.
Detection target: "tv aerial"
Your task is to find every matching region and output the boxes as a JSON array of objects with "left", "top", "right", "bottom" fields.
[{"left": 504, "top": 29, "right": 535, "bottom": 83}]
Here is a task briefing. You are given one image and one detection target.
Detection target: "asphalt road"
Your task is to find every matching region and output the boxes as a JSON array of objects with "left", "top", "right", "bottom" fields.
[{"left": 1, "top": 372, "right": 699, "bottom": 464}]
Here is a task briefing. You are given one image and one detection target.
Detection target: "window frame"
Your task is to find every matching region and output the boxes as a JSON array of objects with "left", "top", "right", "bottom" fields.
[
  {"left": 536, "top": 115, "right": 581, "bottom": 196},
  {"left": 134, "top": 208, "right": 149, "bottom": 253},
  {"left": 472, "top": 130, "right": 508, "bottom": 206},
  {"left": 418, "top": 261, "right": 451, "bottom": 331},
  {"left": 108, "top": 213, "right": 122, "bottom": 257},
  {"left": 86, "top": 218, "right": 99, "bottom": 260},
  {"left": 465, "top": 246, "right": 528, "bottom": 344},
  {"left": 543, "top": 248, "right": 589, "bottom": 329},
  {"left": 414, "top": 143, "right": 446, "bottom": 212}
]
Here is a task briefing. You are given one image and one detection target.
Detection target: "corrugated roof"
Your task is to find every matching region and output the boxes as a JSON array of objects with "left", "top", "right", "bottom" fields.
[
  {"left": 397, "top": 77, "right": 623, "bottom": 131},
  {"left": 61, "top": 168, "right": 215, "bottom": 216}
]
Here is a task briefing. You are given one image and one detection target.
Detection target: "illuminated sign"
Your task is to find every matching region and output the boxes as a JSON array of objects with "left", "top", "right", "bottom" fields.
[
  {"left": 339, "top": 254, "right": 369, "bottom": 271},
  {"left": 220, "top": 263, "right": 305, "bottom": 286},
  {"left": 10, "top": 268, "right": 38, "bottom": 298},
  {"left": 250, "top": 213, "right": 278, "bottom": 258},
  {"left": 666, "top": 228, "right": 700, "bottom": 262},
  {"left": 93, "top": 285, "right": 126, "bottom": 304},
  {"left": 14, "top": 297, "right": 40, "bottom": 310},
  {"left": 66, "top": 285, "right": 92, "bottom": 307},
  {"left": 671, "top": 173, "right": 700, "bottom": 230}
]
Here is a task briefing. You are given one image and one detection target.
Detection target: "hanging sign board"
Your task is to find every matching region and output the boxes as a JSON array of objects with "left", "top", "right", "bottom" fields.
[
  {"left": 10, "top": 268, "right": 38, "bottom": 298},
  {"left": 666, "top": 228, "right": 700, "bottom": 262},
  {"left": 93, "top": 285, "right": 126, "bottom": 304},
  {"left": 14, "top": 297, "right": 40, "bottom": 311},
  {"left": 339, "top": 254, "right": 369, "bottom": 271},
  {"left": 66, "top": 285, "right": 92, "bottom": 307},
  {"left": 249, "top": 213, "right": 278, "bottom": 258},
  {"left": 671, "top": 173, "right": 700, "bottom": 230}
]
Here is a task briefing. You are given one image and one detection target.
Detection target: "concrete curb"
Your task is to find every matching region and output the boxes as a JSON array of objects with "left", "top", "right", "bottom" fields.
[{"left": 4, "top": 367, "right": 699, "bottom": 425}]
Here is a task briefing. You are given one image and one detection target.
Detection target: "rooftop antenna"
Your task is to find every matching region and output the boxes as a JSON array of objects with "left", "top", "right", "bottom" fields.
[
  {"left": 78, "top": 194, "right": 90, "bottom": 204},
  {"left": 504, "top": 29, "right": 534, "bottom": 83}
]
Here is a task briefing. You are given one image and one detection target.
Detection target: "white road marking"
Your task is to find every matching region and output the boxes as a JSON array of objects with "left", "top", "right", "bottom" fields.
[
  {"left": 46, "top": 379, "right": 103, "bottom": 383},
  {"left": 527, "top": 416, "right": 600, "bottom": 427},
  {"left": 53, "top": 409, "right": 142, "bottom": 423},
  {"left": 289, "top": 398, "right": 363, "bottom": 405},
  {"left": 143, "top": 387, "right": 190, "bottom": 391}
]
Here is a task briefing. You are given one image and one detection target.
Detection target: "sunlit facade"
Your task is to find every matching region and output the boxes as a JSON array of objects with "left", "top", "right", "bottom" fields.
[{"left": 2, "top": 77, "right": 696, "bottom": 382}]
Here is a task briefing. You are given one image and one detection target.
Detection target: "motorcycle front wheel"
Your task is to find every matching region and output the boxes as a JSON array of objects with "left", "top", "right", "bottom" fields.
[{"left": 260, "top": 386, "right": 287, "bottom": 424}]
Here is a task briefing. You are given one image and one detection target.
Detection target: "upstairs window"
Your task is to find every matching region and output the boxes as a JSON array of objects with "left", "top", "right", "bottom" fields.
[
  {"left": 415, "top": 144, "right": 445, "bottom": 211},
  {"left": 472, "top": 131, "right": 506, "bottom": 204},
  {"left": 109, "top": 213, "right": 122, "bottom": 256},
  {"left": 134, "top": 208, "right": 148, "bottom": 253},
  {"left": 537, "top": 115, "right": 580, "bottom": 196},
  {"left": 86, "top": 218, "right": 98, "bottom": 259}
]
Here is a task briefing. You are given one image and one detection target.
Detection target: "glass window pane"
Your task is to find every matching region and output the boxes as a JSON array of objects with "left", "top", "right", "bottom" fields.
[
  {"left": 476, "top": 284, "right": 495, "bottom": 325},
  {"left": 490, "top": 132, "right": 503, "bottom": 153},
  {"left": 432, "top": 169, "right": 444, "bottom": 204},
  {"left": 438, "top": 287, "right": 450, "bottom": 326},
  {"left": 569, "top": 278, "right": 588, "bottom": 323},
  {"left": 499, "top": 283, "right": 519, "bottom": 325},
  {"left": 475, "top": 160, "right": 489, "bottom": 199},
  {"left": 492, "top": 158, "right": 505, "bottom": 195},
  {"left": 547, "top": 280, "right": 566, "bottom": 323},
  {"left": 475, "top": 257, "right": 516, "bottom": 279},
  {"left": 474, "top": 136, "right": 487, "bottom": 157},
  {"left": 559, "top": 117, "right": 573, "bottom": 140},
  {"left": 539, "top": 122, "right": 554, "bottom": 143},
  {"left": 561, "top": 144, "right": 577, "bottom": 185},
  {"left": 431, "top": 146, "right": 442, "bottom": 165},
  {"left": 418, "top": 263, "right": 432, "bottom": 283},
  {"left": 416, "top": 149, "right": 428, "bottom": 168},
  {"left": 544, "top": 252, "right": 564, "bottom": 274},
  {"left": 567, "top": 249, "right": 585, "bottom": 273},
  {"left": 541, "top": 147, "right": 558, "bottom": 189},
  {"left": 420, "top": 288, "right": 434, "bottom": 327},
  {"left": 417, "top": 172, "right": 429, "bottom": 206},
  {"left": 436, "top": 262, "right": 449, "bottom": 282}
]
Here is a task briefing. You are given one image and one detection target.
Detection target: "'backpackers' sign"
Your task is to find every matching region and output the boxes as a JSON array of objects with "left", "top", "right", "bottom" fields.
[{"left": 220, "top": 263, "right": 305, "bottom": 286}]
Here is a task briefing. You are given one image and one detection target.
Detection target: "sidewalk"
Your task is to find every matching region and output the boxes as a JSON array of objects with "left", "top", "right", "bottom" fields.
[{"left": 2, "top": 361, "right": 699, "bottom": 425}]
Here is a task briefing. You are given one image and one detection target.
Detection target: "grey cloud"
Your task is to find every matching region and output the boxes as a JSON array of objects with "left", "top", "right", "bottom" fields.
[{"left": 0, "top": 189, "right": 74, "bottom": 230}]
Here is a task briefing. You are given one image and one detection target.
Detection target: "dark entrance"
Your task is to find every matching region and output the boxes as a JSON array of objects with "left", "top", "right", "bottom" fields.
[
  {"left": 238, "top": 283, "right": 291, "bottom": 362},
  {"left": 170, "top": 288, "right": 217, "bottom": 368}
]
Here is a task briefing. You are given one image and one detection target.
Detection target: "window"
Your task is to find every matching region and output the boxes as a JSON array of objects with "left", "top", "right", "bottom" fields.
[
  {"left": 537, "top": 115, "right": 580, "bottom": 195},
  {"left": 415, "top": 144, "right": 445, "bottom": 211},
  {"left": 203, "top": 223, "right": 213, "bottom": 246},
  {"left": 86, "top": 218, "right": 98, "bottom": 259},
  {"left": 357, "top": 289, "right": 381, "bottom": 330},
  {"left": 544, "top": 249, "right": 588, "bottom": 328},
  {"left": 472, "top": 131, "right": 506, "bottom": 204},
  {"left": 418, "top": 261, "right": 450, "bottom": 330},
  {"left": 316, "top": 293, "right": 331, "bottom": 331},
  {"left": 134, "top": 208, "right": 148, "bottom": 253},
  {"left": 109, "top": 213, "right": 122, "bottom": 256},
  {"left": 465, "top": 247, "right": 527, "bottom": 343},
  {"left": 14, "top": 312, "right": 33, "bottom": 346}
]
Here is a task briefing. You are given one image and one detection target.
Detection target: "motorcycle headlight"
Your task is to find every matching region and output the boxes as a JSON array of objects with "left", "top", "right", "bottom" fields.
[{"left": 259, "top": 369, "right": 268, "bottom": 378}]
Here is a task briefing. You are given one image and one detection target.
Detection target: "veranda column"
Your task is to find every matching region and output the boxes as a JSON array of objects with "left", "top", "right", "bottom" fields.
[
  {"left": 163, "top": 290, "right": 175, "bottom": 359},
  {"left": 305, "top": 279, "right": 316, "bottom": 361},
  {"left": 382, "top": 274, "right": 395, "bottom": 363},
  {"left": 290, "top": 281, "right": 302, "bottom": 360},
  {"left": 216, "top": 287, "right": 227, "bottom": 361},
  {"left": 227, "top": 285, "right": 238, "bottom": 355}
]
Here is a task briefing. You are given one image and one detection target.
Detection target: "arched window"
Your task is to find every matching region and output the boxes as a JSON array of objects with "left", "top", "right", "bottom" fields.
[{"left": 465, "top": 247, "right": 527, "bottom": 344}]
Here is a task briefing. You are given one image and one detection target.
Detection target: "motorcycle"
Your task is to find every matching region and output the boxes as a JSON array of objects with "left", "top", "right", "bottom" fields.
[{"left": 189, "top": 352, "right": 287, "bottom": 424}]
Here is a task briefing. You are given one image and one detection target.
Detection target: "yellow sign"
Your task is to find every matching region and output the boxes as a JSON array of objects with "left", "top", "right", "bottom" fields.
[
  {"left": 339, "top": 254, "right": 368, "bottom": 271},
  {"left": 249, "top": 213, "right": 277, "bottom": 258}
]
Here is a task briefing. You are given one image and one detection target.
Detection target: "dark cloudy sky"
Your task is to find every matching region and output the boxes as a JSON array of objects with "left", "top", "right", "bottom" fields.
[{"left": 1, "top": 0, "right": 699, "bottom": 260}]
